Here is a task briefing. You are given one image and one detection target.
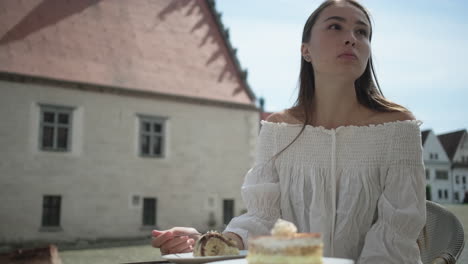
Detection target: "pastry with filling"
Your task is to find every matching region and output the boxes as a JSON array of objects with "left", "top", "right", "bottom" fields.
[
  {"left": 246, "top": 219, "right": 323, "bottom": 264},
  {"left": 193, "top": 231, "right": 240, "bottom": 257}
]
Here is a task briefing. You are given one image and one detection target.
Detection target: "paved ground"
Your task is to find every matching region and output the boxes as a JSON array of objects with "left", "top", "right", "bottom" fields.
[{"left": 60, "top": 244, "right": 162, "bottom": 264}]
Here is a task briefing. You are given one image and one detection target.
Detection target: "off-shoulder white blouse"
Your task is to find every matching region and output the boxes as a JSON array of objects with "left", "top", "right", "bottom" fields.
[{"left": 225, "top": 120, "right": 426, "bottom": 264}]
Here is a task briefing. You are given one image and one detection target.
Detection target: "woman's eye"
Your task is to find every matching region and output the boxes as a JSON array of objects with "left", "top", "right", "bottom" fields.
[
  {"left": 328, "top": 24, "right": 341, "bottom": 30},
  {"left": 357, "top": 29, "right": 368, "bottom": 36}
]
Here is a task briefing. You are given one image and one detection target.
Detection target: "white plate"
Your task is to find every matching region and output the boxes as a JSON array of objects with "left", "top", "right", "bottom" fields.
[
  {"left": 210, "top": 257, "right": 354, "bottom": 264},
  {"left": 161, "top": 250, "right": 248, "bottom": 264}
]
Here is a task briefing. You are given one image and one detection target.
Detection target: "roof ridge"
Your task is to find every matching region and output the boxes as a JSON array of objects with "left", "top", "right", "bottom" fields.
[
  {"left": 438, "top": 129, "right": 466, "bottom": 137},
  {"left": 437, "top": 129, "right": 466, "bottom": 160},
  {"left": 205, "top": 0, "right": 257, "bottom": 103}
]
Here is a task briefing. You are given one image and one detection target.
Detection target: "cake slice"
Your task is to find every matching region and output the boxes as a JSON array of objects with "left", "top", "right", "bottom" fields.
[
  {"left": 193, "top": 231, "right": 240, "bottom": 257},
  {"left": 246, "top": 219, "right": 323, "bottom": 264}
]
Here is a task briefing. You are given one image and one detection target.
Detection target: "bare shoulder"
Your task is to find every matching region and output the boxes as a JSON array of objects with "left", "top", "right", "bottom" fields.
[
  {"left": 369, "top": 110, "right": 416, "bottom": 124},
  {"left": 266, "top": 110, "right": 302, "bottom": 124},
  {"left": 265, "top": 111, "right": 288, "bottom": 123}
]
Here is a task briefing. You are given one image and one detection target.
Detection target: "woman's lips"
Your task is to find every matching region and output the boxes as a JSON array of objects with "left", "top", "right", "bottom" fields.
[{"left": 338, "top": 54, "right": 357, "bottom": 60}]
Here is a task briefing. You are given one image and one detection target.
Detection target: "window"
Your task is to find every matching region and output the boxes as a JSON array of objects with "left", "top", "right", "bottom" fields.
[
  {"left": 435, "top": 170, "right": 449, "bottom": 180},
  {"left": 444, "top": 190, "right": 448, "bottom": 199},
  {"left": 139, "top": 116, "right": 166, "bottom": 157},
  {"left": 438, "top": 190, "right": 442, "bottom": 199},
  {"left": 40, "top": 105, "right": 73, "bottom": 151},
  {"left": 42, "top": 195, "right": 61, "bottom": 227},
  {"left": 429, "top": 153, "right": 433, "bottom": 159},
  {"left": 143, "top": 198, "right": 157, "bottom": 226},
  {"left": 463, "top": 176, "right": 467, "bottom": 185},
  {"left": 455, "top": 192, "right": 460, "bottom": 201},
  {"left": 456, "top": 175, "right": 460, "bottom": 184},
  {"left": 223, "top": 199, "right": 235, "bottom": 225},
  {"left": 425, "top": 170, "right": 430, "bottom": 180},
  {"left": 435, "top": 153, "right": 438, "bottom": 160}
]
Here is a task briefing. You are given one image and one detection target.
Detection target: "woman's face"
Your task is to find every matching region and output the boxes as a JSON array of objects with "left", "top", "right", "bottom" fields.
[{"left": 302, "top": 2, "right": 371, "bottom": 80}]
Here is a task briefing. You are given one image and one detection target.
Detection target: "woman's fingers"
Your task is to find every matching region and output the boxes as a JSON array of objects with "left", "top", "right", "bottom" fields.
[
  {"left": 151, "top": 227, "right": 200, "bottom": 254},
  {"left": 179, "top": 246, "right": 194, "bottom": 253},
  {"left": 160, "top": 236, "right": 189, "bottom": 252},
  {"left": 170, "top": 238, "right": 195, "bottom": 253},
  {"left": 170, "top": 227, "right": 199, "bottom": 237},
  {"left": 151, "top": 231, "right": 173, "bottom": 248},
  {"left": 187, "top": 238, "right": 195, "bottom": 245}
]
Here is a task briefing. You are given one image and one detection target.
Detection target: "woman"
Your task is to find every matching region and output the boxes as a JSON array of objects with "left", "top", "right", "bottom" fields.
[{"left": 152, "top": 0, "right": 426, "bottom": 262}]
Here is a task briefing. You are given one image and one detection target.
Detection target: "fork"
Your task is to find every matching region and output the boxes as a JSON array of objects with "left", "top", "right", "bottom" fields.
[{"left": 171, "top": 233, "right": 202, "bottom": 238}]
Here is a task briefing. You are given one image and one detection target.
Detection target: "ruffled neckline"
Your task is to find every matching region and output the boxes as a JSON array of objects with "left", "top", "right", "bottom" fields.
[{"left": 261, "top": 119, "right": 422, "bottom": 134}]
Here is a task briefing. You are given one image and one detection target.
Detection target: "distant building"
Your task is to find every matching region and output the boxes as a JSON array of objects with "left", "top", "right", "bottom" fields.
[
  {"left": 0, "top": 0, "right": 259, "bottom": 245},
  {"left": 260, "top": 112, "right": 273, "bottom": 121},
  {"left": 421, "top": 130, "right": 452, "bottom": 203},
  {"left": 438, "top": 130, "right": 468, "bottom": 203}
]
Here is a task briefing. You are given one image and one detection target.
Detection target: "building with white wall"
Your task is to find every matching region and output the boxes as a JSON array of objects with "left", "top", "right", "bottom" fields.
[
  {"left": 439, "top": 130, "right": 468, "bottom": 203},
  {"left": 0, "top": 0, "right": 259, "bottom": 246},
  {"left": 421, "top": 130, "right": 452, "bottom": 203}
]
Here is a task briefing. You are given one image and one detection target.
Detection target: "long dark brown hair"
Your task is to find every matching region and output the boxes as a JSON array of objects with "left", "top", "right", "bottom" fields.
[{"left": 277, "top": 0, "right": 409, "bottom": 157}]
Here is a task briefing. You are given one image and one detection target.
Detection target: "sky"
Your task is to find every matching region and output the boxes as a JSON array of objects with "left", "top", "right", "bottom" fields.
[{"left": 215, "top": 0, "right": 468, "bottom": 134}]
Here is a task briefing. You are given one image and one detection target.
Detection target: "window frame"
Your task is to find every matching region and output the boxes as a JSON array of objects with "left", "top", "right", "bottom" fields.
[
  {"left": 39, "top": 104, "right": 73, "bottom": 152},
  {"left": 41, "top": 195, "right": 62, "bottom": 228},
  {"left": 142, "top": 197, "right": 157, "bottom": 226},
  {"left": 138, "top": 115, "right": 167, "bottom": 158},
  {"left": 435, "top": 170, "right": 449, "bottom": 180}
]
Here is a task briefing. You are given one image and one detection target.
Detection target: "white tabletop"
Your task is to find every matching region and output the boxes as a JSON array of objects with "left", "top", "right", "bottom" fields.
[{"left": 210, "top": 257, "right": 354, "bottom": 264}]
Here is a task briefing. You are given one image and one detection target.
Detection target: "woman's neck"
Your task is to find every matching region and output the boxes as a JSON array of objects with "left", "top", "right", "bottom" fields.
[{"left": 295, "top": 76, "right": 372, "bottom": 129}]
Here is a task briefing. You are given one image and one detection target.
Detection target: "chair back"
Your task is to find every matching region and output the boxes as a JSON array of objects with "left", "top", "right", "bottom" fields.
[{"left": 418, "top": 201, "right": 465, "bottom": 264}]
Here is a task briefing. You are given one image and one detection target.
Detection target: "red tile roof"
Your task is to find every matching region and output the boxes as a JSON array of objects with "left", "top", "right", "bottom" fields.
[
  {"left": 260, "top": 112, "right": 273, "bottom": 121},
  {"left": 438, "top": 130, "right": 466, "bottom": 161},
  {"left": 0, "top": 0, "right": 255, "bottom": 106}
]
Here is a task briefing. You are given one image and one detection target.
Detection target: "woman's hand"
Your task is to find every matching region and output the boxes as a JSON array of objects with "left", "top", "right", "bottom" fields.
[{"left": 151, "top": 227, "right": 201, "bottom": 255}]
